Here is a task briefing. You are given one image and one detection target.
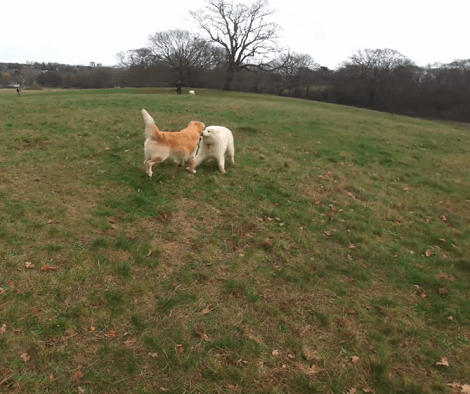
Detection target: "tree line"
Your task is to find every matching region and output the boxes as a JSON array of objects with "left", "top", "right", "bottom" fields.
[{"left": 3, "top": 0, "right": 469, "bottom": 122}]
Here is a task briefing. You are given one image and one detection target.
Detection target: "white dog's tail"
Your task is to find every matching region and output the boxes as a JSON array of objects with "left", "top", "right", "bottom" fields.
[{"left": 142, "top": 109, "right": 159, "bottom": 140}]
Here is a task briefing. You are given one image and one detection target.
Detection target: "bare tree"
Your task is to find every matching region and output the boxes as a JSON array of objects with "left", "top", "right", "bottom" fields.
[
  {"left": 190, "top": 0, "right": 281, "bottom": 90},
  {"left": 147, "top": 29, "right": 216, "bottom": 83},
  {"left": 346, "top": 48, "right": 413, "bottom": 78},
  {"left": 272, "top": 52, "right": 319, "bottom": 96},
  {"left": 116, "top": 48, "right": 158, "bottom": 68}
]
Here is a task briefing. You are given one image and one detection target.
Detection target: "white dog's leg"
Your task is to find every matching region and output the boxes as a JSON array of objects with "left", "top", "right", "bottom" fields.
[
  {"left": 217, "top": 155, "right": 226, "bottom": 173},
  {"left": 227, "top": 143, "right": 235, "bottom": 164}
]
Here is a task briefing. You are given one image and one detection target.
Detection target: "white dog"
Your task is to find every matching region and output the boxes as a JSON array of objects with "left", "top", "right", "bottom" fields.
[
  {"left": 189, "top": 90, "right": 195, "bottom": 95},
  {"left": 142, "top": 109, "right": 205, "bottom": 177},
  {"left": 187, "top": 126, "right": 235, "bottom": 174}
]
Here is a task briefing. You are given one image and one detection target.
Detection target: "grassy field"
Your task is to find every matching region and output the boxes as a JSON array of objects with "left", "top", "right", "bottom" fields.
[{"left": 0, "top": 87, "right": 469, "bottom": 394}]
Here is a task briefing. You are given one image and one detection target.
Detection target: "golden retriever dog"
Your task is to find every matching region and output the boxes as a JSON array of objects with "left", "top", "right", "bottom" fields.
[{"left": 141, "top": 109, "right": 205, "bottom": 177}]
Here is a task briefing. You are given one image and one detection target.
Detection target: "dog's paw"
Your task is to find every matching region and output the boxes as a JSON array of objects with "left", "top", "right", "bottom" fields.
[{"left": 185, "top": 167, "right": 196, "bottom": 174}]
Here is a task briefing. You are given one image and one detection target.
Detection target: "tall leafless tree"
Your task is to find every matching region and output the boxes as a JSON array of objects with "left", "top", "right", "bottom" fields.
[
  {"left": 272, "top": 52, "right": 319, "bottom": 96},
  {"left": 346, "top": 48, "right": 413, "bottom": 79},
  {"left": 147, "top": 29, "right": 216, "bottom": 82},
  {"left": 190, "top": 0, "right": 281, "bottom": 90},
  {"left": 116, "top": 48, "right": 158, "bottom": 68}
]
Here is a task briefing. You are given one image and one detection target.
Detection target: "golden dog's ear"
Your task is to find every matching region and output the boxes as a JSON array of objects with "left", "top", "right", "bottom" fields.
[{"left": 188, "top": 121, "right": 205, "bottom": 132}]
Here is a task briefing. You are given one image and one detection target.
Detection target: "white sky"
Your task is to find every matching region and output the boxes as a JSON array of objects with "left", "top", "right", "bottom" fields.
[{"left": 1, "top": 0, "right": 467, "bottom": 70}]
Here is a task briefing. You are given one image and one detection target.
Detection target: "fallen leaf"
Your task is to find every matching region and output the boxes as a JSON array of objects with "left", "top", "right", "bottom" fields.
[
  {"left": 437, "top": 273, "right": 456, "bottom": 281},
  {"left": 227, "top": 384, "right": 240, "bottom": 391},
  {"left": 271, "top": 350, "right": 280, "bottom": 357},
  {"left": 345, "top": 308, "right": 357, "bottom": 315},
  {"left": 409, "top": 250, "right": 416, "bottom": 255},
  {"left": 440, "top": 215, "right": 448, "bottom": 222},
  {"left": 436, "top": 357, "right": 449, "bottom": 367},
  {"left": 439, "top": 288, "right": 448, "bottom": 295},
  {"left": 0, "top": 324, "right": 7, "bottom": 335},
  {"left": 287, "top": 354, "right": 295, "bottom": 359},
  {"left": 47, "top": 219, "right": 54, "bottom": 224},
  {"left": 105, "top": 146, "right": 112, "bottom": 151},
  {"left": 424, "top": 249, "right": 434, "bottom": 257},
  {"left": 301, "top": 345, "right": 318, "bottom": 361},
  {"left": 279, "top": 223, "right": 285, "bottom": 227},
  {"left": 196, "top": 330, "right": 211, "bottom": 341},
  {"left": 420, "top": 289, "right": 428, "bottom": 298},
  {"left": 323, "top": 230, "right": 333, "bottom": 237},
  {"left": 104, "top": 330, "right": 116, "bottom": 338},
  {"left": 304, "top": 364, "right": 324, "bottom": 375},
  {"left": 262, "top": 238, "right": 272, "bottom": 249},
  {"left": 402, "top": 187, "right": 410, "bottom": 191},
  {"left": 41, "top": 264, "right": 59, "bottom": 272},
  {"left": 49, "top": 374, "right": 57, "bottom": 381},
  {"left": 25, "top": 262, "right": 35, "bottom": 269},
  {"left": 243, "top": 326, "right": 263, "bottom": 344},
  {"left": 348, "top": 388, "right": 358, "bottom": 394},
  {"left": 348, "top": 244, "right": 357, "bottom": 250},
  {"left": 9, "top": 280, "right": 15, "bottom": 289},
  {"left": 148, "top": 352, "right": 158, "bottom": 358},
  {"left": 124, "top": 338, "right": 135, "bottom": 346},
  {"left": 176, "top": 344, "right": 185, "bottom": 354},
  {"left": 73, "top": 371, "right": 84, "bottom": 382},
  {"left": 78, "top": 387, "right": 85, "bottom": 394},
  {"left": 362, "top": 387, "right": 374, "bottom": 393},
  {"left": 350, "top": 355, "right": 361, "bottom": 364},
  {"left": 19, "top": 352, "right": 31, "bottom": 363},
  {"left": 89, "top": 326, "right": 96, "bottom": 332},
  {"left": 461, "top": 384, "right": 470, "bottom": 393},
  {"left": 200, "top": 308, "right": 211, "bottom": 315}
]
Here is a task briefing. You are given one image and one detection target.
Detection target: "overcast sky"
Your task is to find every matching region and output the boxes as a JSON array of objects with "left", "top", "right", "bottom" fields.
[{"left": 1, "top": 0, "right": 467, "bottom": 70}]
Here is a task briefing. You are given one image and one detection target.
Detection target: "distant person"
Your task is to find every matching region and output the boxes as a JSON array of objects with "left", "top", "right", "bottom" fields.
[
  {"left": 16, "top": 88, "right": 21, "bottom": 96},
  {"left": 176, "top": 81, "right": 182, "bottom": 95}
]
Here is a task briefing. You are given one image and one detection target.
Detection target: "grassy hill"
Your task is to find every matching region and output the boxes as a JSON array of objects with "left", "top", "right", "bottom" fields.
[{"left": 1, "top": 88, "right": 469, "bottom": 394}]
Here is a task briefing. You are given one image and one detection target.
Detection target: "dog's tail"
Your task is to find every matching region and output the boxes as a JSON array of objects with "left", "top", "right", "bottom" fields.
[{"left": 142, "top": 109, "right": 159, "bottom": 140}]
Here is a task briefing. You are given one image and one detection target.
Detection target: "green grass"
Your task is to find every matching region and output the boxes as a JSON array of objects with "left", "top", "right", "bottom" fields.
[{"left": 1, "top": 87, "right": 470, "bottom": 393}]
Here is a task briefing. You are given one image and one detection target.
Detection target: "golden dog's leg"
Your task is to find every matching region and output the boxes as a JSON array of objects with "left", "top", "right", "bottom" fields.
[{"left": 148, "top": 157, "right": 163, "bottom": 178}]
